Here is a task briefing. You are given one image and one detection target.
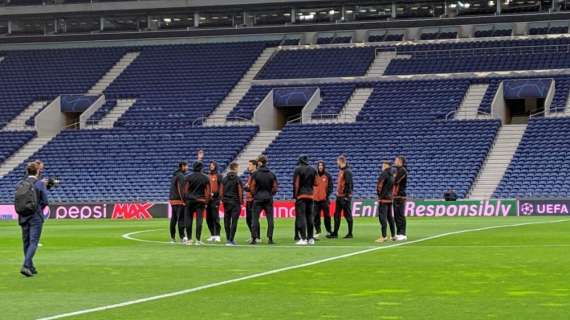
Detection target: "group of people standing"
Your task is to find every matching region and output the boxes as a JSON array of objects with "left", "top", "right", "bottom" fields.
[{"left": 168, "top": 150, "right": 408, "bottom": 246}]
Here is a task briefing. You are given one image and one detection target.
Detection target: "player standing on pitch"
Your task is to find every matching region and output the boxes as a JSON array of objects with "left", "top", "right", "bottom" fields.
[
  {"left": 183, "top": 161, "right": 211, "bottom": 245},
  {"left": 293, "top": 155, "right": 318, "bottom": 245},
  {"left": 313, "top": 160, "right": 333, "bottom": 239},
  {"left": 244, "top": 159, "right": 257, "bottom": 241},
  {"left": 206, "top": 161, "right": 223, "bottom": 243},
  {"left": 220, "top": 162, "right": 244, "bottom": 246},
  {"left": 249, "top": 155, "right": 278, "bottom": 245},
  {"left": 393, "top": 156, "right": 408, "bottom": 241},
  {"left": 376, "top": 161, "right": 396, "bottom": 243},
  {"left": 169, "top": 161, "right": 188, "bottom": 243},
  {"left": 328, "top": 155, "right": 354, "bottom": 239}
]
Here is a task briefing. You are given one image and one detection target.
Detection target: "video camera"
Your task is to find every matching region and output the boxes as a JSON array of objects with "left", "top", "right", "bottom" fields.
[{"left": 45, "top": 177, "right": 61, "bottom": 190}]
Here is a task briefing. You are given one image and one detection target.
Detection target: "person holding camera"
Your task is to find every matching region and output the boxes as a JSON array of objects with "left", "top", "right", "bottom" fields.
[{"left": 15, "top": 162, "right": 49, "bottom": 277}]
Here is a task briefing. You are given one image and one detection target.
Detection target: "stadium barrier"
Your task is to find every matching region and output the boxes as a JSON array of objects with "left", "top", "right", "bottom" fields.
[{"left": 1, "top": 199, "right": 569, "bottom": 221}]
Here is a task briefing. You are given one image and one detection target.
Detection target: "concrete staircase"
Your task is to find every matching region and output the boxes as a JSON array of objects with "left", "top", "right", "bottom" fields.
[
  {"left": 366, "top": 51, "right": 396, "bottom": 77},
  {"left": 469, "top": 124, "right": 527, "bottom": 199},
  {"left": 0, "top": 136, "right": 54, "bottom": 177},
  {"left": 455, "top": 84, "right": 489, "bottom": 120},
  {"left": 227, "top": 130, "right": 280, "bottom": 174},
  {"left": 2, "top": 101, "right": 48, "bottom": 131},
  {"left": 88, "top": 99, "right": 137, "bottom": 129},
  {"left": 87, "top": 52, "right": 140, "bottom": 95},
  {"left": 205, "top": 48, "right": 276, "bottom": 126}
]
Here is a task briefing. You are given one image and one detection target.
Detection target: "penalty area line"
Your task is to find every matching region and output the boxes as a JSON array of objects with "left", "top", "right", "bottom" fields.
[{"left": 38, "top": 219, "right": 569, "bottom": 320}]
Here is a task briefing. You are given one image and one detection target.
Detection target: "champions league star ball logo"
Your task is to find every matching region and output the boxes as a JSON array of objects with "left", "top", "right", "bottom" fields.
[{"left": 520, "top": 203, "right": 534, "bottom": 215}]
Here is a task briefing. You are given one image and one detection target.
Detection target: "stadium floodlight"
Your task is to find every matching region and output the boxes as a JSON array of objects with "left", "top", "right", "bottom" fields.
[
  {"left": 464, "top": 3, "right": 471, "bottom": 8},
  {"left": 488, "top": 0, "right": 495, "bottom": 5},
  {"left": 163, "top": 18, "right": 172, "bottom": 23},
  {"left": 345, "top": 10, "right": 353, "bottom": 14},
  {"left": 449, "top": 3, "right": 458, "bottom": 8}
]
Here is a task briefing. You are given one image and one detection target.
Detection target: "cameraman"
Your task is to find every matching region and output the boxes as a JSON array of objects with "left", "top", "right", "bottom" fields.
[
  {"left": 33, "top": 160, "right": 58, "bottom": 190},
  {"left": 18, "top": 162, "right": 49, "bottom": 277}
]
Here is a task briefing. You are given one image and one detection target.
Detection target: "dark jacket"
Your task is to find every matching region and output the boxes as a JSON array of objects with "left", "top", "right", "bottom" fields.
[
  {"left": 250, "top": 165, "right": 278, "bottom": 201},
  {"left": 245, "top": 174, "right": 254, "bottom": 203},
  {"left": 393, "top": 166, "right": 408, "bottom": 199},
  {"left": 313, "top": 162, "right": 333, "bottom": 202},
  {"left": 183, "top": 162, "right": 211, "bottom": 204},
  {"left": 293, "top": 156, "right": 317, "bottom": 200},
  {"left": 336, "top": 165, "right": 353, "bottom": 198},
  {"left": 444, "top": 190, "right": 458, "bottom": 201},
  {"left": 18, "top": 177, "right": 48, "bottom": 226},
  {"left": 169, "top": 169, "right": 186, "bottom": 206},
  {"left": 221, "top": 171, "right": 244, "bottom": 204},
  {"left": 208, "top": 162, "right": 223, "bottom": 201},
  {"left": 377, "top": 168, "right": 393, "bottom": 203}
]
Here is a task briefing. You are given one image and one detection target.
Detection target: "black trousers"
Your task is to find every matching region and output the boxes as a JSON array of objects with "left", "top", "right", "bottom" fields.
[
  {"left": 184, "top": 201, "right": 205, "bottom": 241},
  {"left": 246, "top": 201, "right": 253, "bottom": 236},
  {"left": 378, "top": 202, "right": 396, "bottom": 238},
  {"left": 170, "top": 205, "right": 185, "bottom": 240},
  {"left": 334, "top": 197, "right": 353, "bottom": 236},
  {"left": 251, "top": 199, "right": 274, "bottom": 240},
  {"left": 394, "top": 199, "right": 407, "bottom": 236},
  {"left": 206, "top": 199, "right": 221, "bottom": 236},
  {"left": 223, "top": 201, "right": 240, "bottom": 242},
  {"left": 295, "top": 198, "right": 314, "bottom": 240},
  {"left": 313, "top": 200, "right": 331, "bottom": 234}
]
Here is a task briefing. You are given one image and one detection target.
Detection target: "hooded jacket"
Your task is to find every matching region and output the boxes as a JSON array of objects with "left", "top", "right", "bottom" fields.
[
  {"left": 313, "top": 161, "right": 333, "bottom": 202},
  {"left": 208, "top": 161, "right": 223, "bottom": 201},
  {"left": 169, "top": 169, "right": 186, "bottom": 205},
  {"left": 250, "top": 165, "right": 278, "bottom": 201},
  {"left": 392, "top": 165, "right": 408, "bottom": 199},
  {"left": 293, "top": 155, "right": 317, "bottom": 200},
  {"left": 221, "top": 171, "right": 244, "bottom": 204},
  {"left": 377, "top": 168, "right": 394, "bottom": 203},
  {"left": 336, "top": 164, "right": 353, "bottom": 198},
  {"left": 183, "top": 161, "right": 211, "bottom": 204}
]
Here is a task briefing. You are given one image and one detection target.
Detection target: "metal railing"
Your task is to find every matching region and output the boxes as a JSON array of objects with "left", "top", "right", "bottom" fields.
[
  {"left": 311, "top": 112, "right": 356, "bottom": 122},
  {"left": 192, "top": 115, "right": 251, "bottom": 127}
]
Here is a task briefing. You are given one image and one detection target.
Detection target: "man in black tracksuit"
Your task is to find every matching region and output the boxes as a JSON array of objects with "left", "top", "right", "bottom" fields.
[
  {"left": 206, "top": 161, "right": 223, "bottom": 242},
  {"left": 168, "top": 162, "right": 188, "bottom": 242},
  {"left": 293, "top": 155, "right": 317, "bottom": 245},
  {"left": 221, "top": 162, "right": 244, "bottom": 245},
  {"left": 393, "top": 155, "right": 408, "bottom": 241},
  {"left": 250, "top": 155, "right": 278, "bottom": 245},
  {"left": 329, "top": 155, "right": 353, "bottom": 239},
  {"left": 244, "top": 160, "right": 257, "bottom": 238},
  {"left": 183, "top": 161, "right": 211, "bottom": 245},
  {"left": 376, "top": 161, "right": 395, "bottom": 242},
  {"left": 313, "top": 161, "right": 333, "bottom": 238}
]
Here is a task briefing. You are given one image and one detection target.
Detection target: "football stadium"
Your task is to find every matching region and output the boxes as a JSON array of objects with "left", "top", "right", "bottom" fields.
[{"left": 1, "top": 0, "right": 570, "bottom": 319}]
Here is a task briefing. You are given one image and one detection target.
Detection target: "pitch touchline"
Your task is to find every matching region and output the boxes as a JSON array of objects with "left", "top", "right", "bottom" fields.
[
  {"left": 121, "top": 229, "right": 375, "bottom": 249},
  {"left": 38, "top": 219, "right": 569, "bottom": 320}
]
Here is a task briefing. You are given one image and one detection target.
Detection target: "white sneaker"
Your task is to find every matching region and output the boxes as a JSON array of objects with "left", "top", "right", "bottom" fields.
[
  {"left": 314, "top": 233, "right": 320, "bottom": 240},
  {"left": 214, "top": 236, "right": 222, "bottom": 243},
  {"left": 256, "top": 238, "right": 262, "bottom": 244},
  {"left": 186, "top": 239, "right": 194, "bottom": 246},
  {"left": 296, "top": 239, "right": 308, "bottom": 246},
  {"left": 396, "top": 235, "right": 408, "bottom": 241},
  {"left": 308, "top": 239, "right": 315, "bottom": 245},
  {"left": 182, "top": 237, "right": 189, "bottom": 245},
  {"left": 195, "top": 240, "right": 204, "bottom": 246},
  {"left": 206, "top": 236, "right": 215, "bottom": 242},
  {"left": 401, "top": 235, "right": 408, "bottom": 241}
]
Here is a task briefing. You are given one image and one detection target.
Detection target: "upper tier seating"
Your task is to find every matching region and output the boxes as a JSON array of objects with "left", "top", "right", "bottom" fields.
[
  {"left": 385, "top": 38, "right": 570, "bottom": 75},
  {"left": 264, "top": 120, "right": 500, "bottom": 200},
  {"left": 0, "top": 126, "right": 258, "bottom": 203},
  {"left": 255, "top": 47, "right": 375, "bottom": 79},
  {"left": 357, "top": 80, "right": 469, "bottom": 121},
  {"left": 94, "top": 42, "right": 268, "bottom": 126},
  {"left": 228, "top": 83, "right": 356, "bottom": 120},
  {"left": 494, "top": 118, "right": 570, "bottom": 198},
  {"left": 0, "top": 47, "right": 127, "bottom": 130},
  {"left": 368, "top": 34, "right": 405, "bottom": 42}
]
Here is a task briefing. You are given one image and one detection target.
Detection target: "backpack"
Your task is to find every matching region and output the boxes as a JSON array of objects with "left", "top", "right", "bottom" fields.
[{"left": 15, "top": 177, "right": 39, "bottom": 217}]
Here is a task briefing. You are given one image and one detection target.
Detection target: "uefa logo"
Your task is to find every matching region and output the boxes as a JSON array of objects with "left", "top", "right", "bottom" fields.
[{"left": 520, "top": 203, "right": 534, "bottom": 215}]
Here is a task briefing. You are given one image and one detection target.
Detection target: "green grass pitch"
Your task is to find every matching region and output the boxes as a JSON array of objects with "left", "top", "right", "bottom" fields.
[{"left": 1, "top": 217, "right": 569, "bottom": 319}]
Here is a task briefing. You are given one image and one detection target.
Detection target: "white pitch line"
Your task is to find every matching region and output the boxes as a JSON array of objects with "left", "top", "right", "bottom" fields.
[
  {"left": 122, "top": 229, "right": 375, "bottom": 249},
  {"left": 38, "top": 219, "right": 569, "bottom": 320}
]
